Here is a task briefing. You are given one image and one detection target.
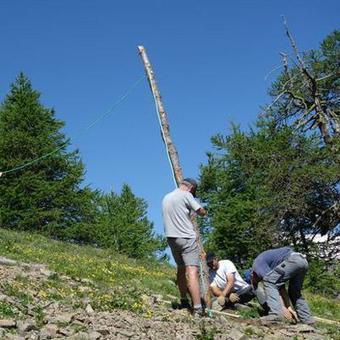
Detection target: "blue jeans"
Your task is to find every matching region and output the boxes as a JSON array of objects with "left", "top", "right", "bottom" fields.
[{"left": 263, "top": 252, "right": 314, "bottom": 323}]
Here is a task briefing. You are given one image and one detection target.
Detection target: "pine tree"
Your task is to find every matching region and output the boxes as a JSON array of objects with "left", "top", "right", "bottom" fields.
[
  {"left": 199, "top": 120, "right": 339, "bottom": 265},
  {"left": 96, "top": 184, "right": 166, "bottom": 259},
  {"left": 0, "top": 73, "right": 94, "bottom": 235}
]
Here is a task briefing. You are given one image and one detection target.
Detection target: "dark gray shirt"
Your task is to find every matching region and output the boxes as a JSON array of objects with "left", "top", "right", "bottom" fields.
[
  {"left": 162, "top": 188, "right": 201, "bottom": 238},
  {"left": 252, "top": 247, "right": 292, "bottom": 279}
]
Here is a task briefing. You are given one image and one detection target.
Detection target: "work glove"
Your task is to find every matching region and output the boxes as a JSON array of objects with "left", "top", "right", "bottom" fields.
[
  {"left": 217, "top": 295, "right": 226, "bottom": 306},
  {"left": 229, "top": 293, "right": 240, "bottom": 304}
]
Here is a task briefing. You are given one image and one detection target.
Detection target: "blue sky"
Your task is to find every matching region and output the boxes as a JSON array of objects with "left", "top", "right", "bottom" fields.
[{"left": 0, "top": 1, "right": 339, "bottom": 256}]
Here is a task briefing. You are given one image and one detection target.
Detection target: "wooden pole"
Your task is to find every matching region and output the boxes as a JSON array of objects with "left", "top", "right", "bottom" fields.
[
  {"left": 137, "top": 46, "right": 183, "bottom": 186},
  {"left": 137, "top": 45, "right": 211, "bottom": 308}
]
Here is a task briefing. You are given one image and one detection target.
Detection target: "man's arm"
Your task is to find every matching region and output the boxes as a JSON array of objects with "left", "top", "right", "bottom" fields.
[
  {"left": 196, "top": 207, "right": 207, "bottom": 216},
  {"left": 279, "top": 287, "right": 298, "bottom": 322},
  {"left": 222, "top": 273, "right": 235, "bottom": 297},
  {"left": 186, "top": 193, "right": 206, "bottom": 216}
]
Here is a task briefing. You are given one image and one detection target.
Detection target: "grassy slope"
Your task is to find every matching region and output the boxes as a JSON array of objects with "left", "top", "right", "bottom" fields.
[
  {"left": 0, "top": 228, "right": 339, "bottom": 322},
  {"left": 0, "top": 228, "right": 177, "bottom": 314}
]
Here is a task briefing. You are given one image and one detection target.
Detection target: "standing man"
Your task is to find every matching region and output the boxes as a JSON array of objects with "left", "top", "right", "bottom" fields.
[
  {"left": 206, "top": 253, "right": 254, "bottom": 308},
  {"left": 252, "top": 246, "right": 314, "bottom": 324},
  {"left": 162, "top": 178, "right": 206, "bottom": 316}
]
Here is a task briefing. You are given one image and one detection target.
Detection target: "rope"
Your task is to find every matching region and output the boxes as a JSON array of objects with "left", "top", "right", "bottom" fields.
[{"left": 0, "top": 75, "right": 144, "bottom": 176}]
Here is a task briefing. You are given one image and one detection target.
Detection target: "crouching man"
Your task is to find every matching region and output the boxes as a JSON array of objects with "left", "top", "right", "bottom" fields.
[
  {"left": 206, "top": 252, "right": 254, "bottom": 308},
  {"left": 252, "top": 246, "right": 314, "bottom": 324}
]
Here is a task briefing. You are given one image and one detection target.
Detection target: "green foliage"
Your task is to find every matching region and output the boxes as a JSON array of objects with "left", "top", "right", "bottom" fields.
[
  {"left": 0, "top": 74, "right": 164, "bottom": 260},
  {"left": 0, "top": 73, "right": 96, "bottom": 237},
  {"left": 68, "top": 184, "right": 166, "bottom": 259},
  {"left": 0, "top": 301, "right": 16, "bottom": 317},
  {"left": 199, "top": 30, "right": 339, "bottom": 266},
  {"left": 196, "top": 322, "right": 219, "bottom": 340},
  {"left": 305, "top": 259, "right": 340, "bottom": 297},
  {"left": 199, "top": 120, "right": 339, "bottom": 265},
  {"left": 305, "top": 291, "right": 340, "bottom": 321}
]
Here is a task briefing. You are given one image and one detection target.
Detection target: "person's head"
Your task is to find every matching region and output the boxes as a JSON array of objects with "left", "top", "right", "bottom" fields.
[
  {"left": 206, "top": 252, "right": 219, "bottom": 270},
  {"left": 180, "top": 178, "right": 198, "bottom": 197}
]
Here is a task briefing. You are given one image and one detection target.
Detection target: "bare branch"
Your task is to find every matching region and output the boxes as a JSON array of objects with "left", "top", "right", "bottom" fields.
[
  {"left": 295, "top": 104, "right": 317, "bottom": 129},
  {"left": 280, "top": 52, "right": 289, "bottom": 73},
  {"left": 316, "top": 73, "right": 336, "bottom": 82},
  {"left": 285, "top": 91, "right": 309, "bottom": 110},
  {"left": 310, "top": 202, "right": 339, "bottom": 231},
  {"left": 282, "top": 16, "right": 316, "bottom": 90},
  {"left": 264, "top": 63, "right": 284, "bottom": 81}
]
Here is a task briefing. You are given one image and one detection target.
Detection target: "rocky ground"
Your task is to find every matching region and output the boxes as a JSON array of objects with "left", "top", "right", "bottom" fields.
[{"left": 0, "top": 257, "right": 335, "bottom": 340}]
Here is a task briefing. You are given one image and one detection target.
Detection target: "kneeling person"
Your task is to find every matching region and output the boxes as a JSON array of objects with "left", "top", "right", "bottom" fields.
[
  {"left": 207, "top": 253, "right": 254, "bottom": 307},
  {"left": 252, "top": 246, "right": 314, "bottom": 324}
]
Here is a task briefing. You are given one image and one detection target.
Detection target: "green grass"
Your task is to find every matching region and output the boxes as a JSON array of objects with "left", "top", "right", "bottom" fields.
[
  {"left": 0, "top": 228, "right": 176, "bottom": 294},
  {"left": 305, "top": 292, "right": 340, "bottom": 321},
  {"left": 0, "top": 301, "right": 16, "bottom": 317},
  {"left": 0, "top": 227, "right": 177, "bottom": 314}
]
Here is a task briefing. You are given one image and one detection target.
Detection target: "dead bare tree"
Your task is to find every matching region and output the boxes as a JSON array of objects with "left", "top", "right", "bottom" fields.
[{"left": 266, "top": 17, "right": 340, "bottom": 146}]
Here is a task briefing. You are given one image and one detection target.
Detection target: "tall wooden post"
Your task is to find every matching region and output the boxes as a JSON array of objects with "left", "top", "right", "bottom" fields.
[{"left": 138, "top": 45, "right": 211, "bottom": 308}]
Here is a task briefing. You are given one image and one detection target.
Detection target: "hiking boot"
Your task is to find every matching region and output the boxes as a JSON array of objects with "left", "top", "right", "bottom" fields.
[
  {"left": 192, "top": 307, "right": 205, "bottom": 318},
  {"left": 171, "top": 298, "right": 191, "bottom": 310}
]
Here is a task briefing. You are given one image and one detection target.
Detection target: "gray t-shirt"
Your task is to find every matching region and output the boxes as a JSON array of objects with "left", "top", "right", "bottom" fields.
[{"left": 162, "top": 188, "right": 201, "bottom": 238}]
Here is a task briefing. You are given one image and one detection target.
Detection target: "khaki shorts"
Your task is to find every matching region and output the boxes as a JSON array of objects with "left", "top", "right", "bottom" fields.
[{"left": 167, "top": 237, "right": 199, "bottom": 267}]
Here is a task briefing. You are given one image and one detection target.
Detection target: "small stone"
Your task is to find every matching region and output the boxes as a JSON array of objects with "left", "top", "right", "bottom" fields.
[
  {"left": 88, "top": 331, "right": 101, "bottom": 340},
  {"left": 16, "top": 320, "right": 36, "bottom": 334},
  {"left": 67, "top": 332, "right": 90, "bottom": 340},
  {"left": 95, "top": 328, "right": 110, "bottom": 336},
  {"left": 117, "top": 329, "right": 135, "bottom": 338},
  {"left": 40, "top": 324, "right": 58, "bottom": 339},
  {"left": 0, "top": 328, "right": 6, "bottom": 337},
  {"left": 25, "top": 330, "right": 40, "bottom": 340},
  {"left": 295, "top": 324, "right": 316, "bottom": 333},
  {"left": 39, "top": 268, "right": 53, "bottom": 276},
  {"left": 85, "top": 304, "right": 94, "bottom": 314},
  {"left": 54, "top": 312, "right": 74, "bottom": 324},
  {"left": 30, "top": 264, "right": 46, "bottom": 271},
  {"left": 5, "top": 335, "right": 25, "bottom": 340},
  {"left": 228, "top": 329, "right": 248, "bottom": 340},
  {"left": 75, "top": 315, "right": 86, "bottom": 322},
  {"left": 0, "top": 257, "right": 17, "bottom": 266},
  {"left": 0, "top": 319, "right": 16, "bottom": 328},
  {"left": 58, "top": 328, "right": 72, "bottom": 336},
  {"left": 80, "top": 278, "right": 93, "bottom": 284}
]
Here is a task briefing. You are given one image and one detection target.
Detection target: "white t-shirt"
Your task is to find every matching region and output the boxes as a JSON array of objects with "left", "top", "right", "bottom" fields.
[{"left": 209, "top": 260, "right": 248, "bottom": 292}]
